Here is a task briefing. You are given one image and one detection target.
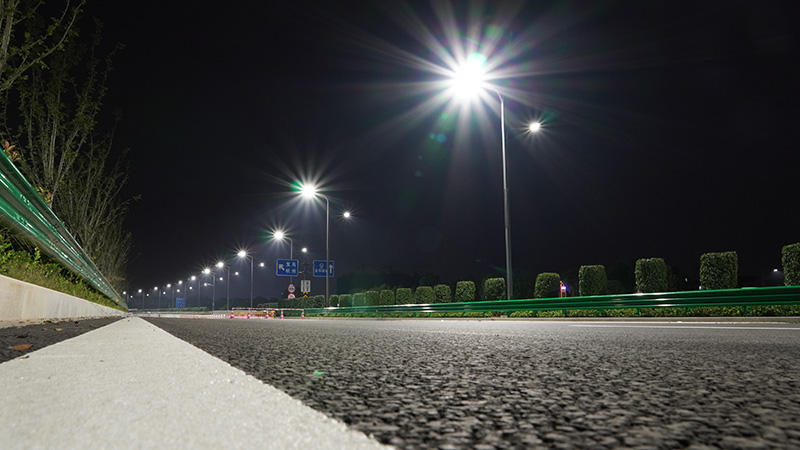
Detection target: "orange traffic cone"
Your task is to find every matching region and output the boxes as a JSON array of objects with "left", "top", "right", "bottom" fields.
[
  {"left": 301, "top": 309, "right": 305, "bottom": 319},
  {"left": 280, "top": 309, "right": 284, "bottom": 319}
]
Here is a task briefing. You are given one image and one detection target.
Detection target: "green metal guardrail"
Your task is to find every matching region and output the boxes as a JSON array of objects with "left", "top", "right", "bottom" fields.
[
  {"left": 0, "top": 150, "right": 123, "bottom": 306},
  {"left": 305, "top": 286, "right": 800, "bottom": 316}
]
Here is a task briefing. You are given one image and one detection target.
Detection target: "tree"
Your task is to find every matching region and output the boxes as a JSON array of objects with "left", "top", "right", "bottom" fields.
[
  {"left": 0, "top": 0, "right": 84, "bottom": 92},
  {"left": 2, "top": 14, "right": 132, "bottom": 291}
]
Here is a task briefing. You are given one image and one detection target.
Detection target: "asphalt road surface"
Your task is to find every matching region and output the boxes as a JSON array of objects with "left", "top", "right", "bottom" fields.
[{"left": 145, "top": 318, "right": 800, "bottom": 449}]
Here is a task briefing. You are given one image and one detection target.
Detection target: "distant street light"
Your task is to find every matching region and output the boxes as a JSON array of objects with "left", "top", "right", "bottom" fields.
[
  {"left": 448, "top": 53, "right": 542, "bottom": 300},
  {"left": 273, "top": 230, "right": 295, "bottom": 285},
  {"left": 202, "top": 268, "right": 216, "bottom": 311},
  {"left": 216, "top": 261, "right": 230, "bottom": 311},
  {"left": 237, "top": 250, "right": 254, "bottom": 308}
]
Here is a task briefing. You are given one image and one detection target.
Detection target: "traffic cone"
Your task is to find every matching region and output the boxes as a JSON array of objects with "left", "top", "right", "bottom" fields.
[
  {"left": 280, "top": 309, "right": 284, "bottom": 319},
  {"left": 247, "top": 308, "right": 251, "bottom": 319},
  {"left": 230, "top": 310, "right": 234, "bottom": 319},
  {"left": 301, "top": 309, "right": 305, "bottom": 319}
]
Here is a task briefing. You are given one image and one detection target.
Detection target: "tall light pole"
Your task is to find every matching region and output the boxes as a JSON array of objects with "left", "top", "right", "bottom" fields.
[
  {"left": 202, "top": 268, "right": 216, "bottom": 311},
  {"left": 216, "top": 261, "right": 230, "bottom": 311},
  {"left": 300, "top": 185, "right": 331, "bottom": 306},
  {"left": 189, "top": 275, "right": 197, "bottom": 308},
  {"left": 449, "top": 54, "right": 541, "bottom": 300},
  {"left": 237, "top": 250, "right": 254, "bottom": 309},
  {"left": 138, "top": 288, "right": 143, "bottom": 309},
  {"left": 273, "top": 230, "right": 294, "bottom": 285}
]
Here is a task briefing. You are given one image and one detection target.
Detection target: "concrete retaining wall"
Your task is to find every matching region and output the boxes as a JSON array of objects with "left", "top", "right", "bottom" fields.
[{"left": 0, "top": 274, "right": 124, "bottom": 323}]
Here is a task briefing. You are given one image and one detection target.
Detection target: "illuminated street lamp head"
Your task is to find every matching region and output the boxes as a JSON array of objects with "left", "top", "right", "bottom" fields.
[
  {"left": 451, "top": 52, "right": 488, "bottom": 99},
  {"left": 166, "top": 284, "right": 171, "bottom": 288},
  {"left": 191, "top": 276, "right": 196, "bottom": 281},
  {"left": 259, "top": 262, "right": 265, "bottom": 267},
  {"left": 237, "top": 250, "right": 247, "bottom": 258},
  {"left": 202, "top": 268, "right": 211, "bottom": 275},
  {"left": 302, "top": 247, "right": 308, "bottom": 253},
  {"left": 216, "top": 261, "right": 224, "bottom": 268},
  {"left": 528, "top": 121, "right": 542, "bottom": 133},
  {"left": 300, "top": 183, "right": 317, "bottom": 199},
  {"left": 274, "top": 230, "right": 286, "bottom": 241},
  {"left": 343, "top": 211, "right": 352, "bottom": 219}
]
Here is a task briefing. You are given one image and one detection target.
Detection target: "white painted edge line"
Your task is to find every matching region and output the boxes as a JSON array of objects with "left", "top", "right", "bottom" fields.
[
  {"left": 0, "top": 317, "right": 391, "bottom": 450},
  {"left": 571, "top": 324, "right": 800, "bottom": 330}
]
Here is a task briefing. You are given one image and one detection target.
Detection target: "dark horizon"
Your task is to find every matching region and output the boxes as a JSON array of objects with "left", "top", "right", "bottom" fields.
[{"left": 74, "top": 0, "right": 798, "bottom": 300}]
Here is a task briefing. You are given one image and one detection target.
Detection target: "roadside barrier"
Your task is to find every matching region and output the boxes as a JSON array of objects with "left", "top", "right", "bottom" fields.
[
  {"left": 302, "top": 285, "right": 800, "bottom": 316},
  {"left": 0, "top": 151, "right": 121, "bottom": 305}
]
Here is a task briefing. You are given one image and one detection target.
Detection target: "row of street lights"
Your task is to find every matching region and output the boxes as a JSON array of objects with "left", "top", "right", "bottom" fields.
[{"left": 130, "top": 51, "right": 533, "bottom": 306}]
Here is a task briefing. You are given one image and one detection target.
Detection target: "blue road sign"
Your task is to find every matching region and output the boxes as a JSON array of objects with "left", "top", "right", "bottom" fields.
[
  {"left": 276, "top": 259, "right": 299, "bottom": 277},
  {"left": 313, "top": 260, "right": 334, "bottom": 277},
  {"left": 175, "top": 297, "right": 186, "bottom": 309}
]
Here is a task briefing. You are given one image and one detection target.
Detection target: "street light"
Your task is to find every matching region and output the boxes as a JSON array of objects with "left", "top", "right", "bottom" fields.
[
  {"left": 154, "top": 287, "right": 160, "bottom": 310},
  {"left": 299, "top": 184, "right": 332, "bottom": 306},
  {"left": 202, "top": 268, "right": 216, "bottom": 311},
  {"left": 237, "top": 250, "right": 254, "bottom": 309},
  {"left": 448, "top": 54, "right": 542, "bottom": 300},
  {"left": 273, "top": 230, "right": 294, "bottom": 285},
  {"left": 138, "top": 288, "right": 143, "bottom": 309},
  {"left": 216, "top": 261, "right": 230, "bottom": 311}
]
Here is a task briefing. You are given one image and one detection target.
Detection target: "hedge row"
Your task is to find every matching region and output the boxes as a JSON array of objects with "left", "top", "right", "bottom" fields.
[{"left": 282, "top": 242, "right": 800, "bottom": 309}]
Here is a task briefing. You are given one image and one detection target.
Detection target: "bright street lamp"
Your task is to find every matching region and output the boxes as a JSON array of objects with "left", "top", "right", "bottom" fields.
[
  {"left": 448, "top": 54, "right": 541, "bottom": 300},
  {"left": 237, "top": 250, "right": 254, "bottom": 309},
  {"left": 273, "top": 230, "right": 295, "bottom": 284},
  {"left": 298, "top": 184, "right": 332, "bottom": 307},
  {"left": 202, "top": 268, "right": 216, "bottom": 311},
  {"left": 216, "top": 261, "right": 230, "bottom": 312}
]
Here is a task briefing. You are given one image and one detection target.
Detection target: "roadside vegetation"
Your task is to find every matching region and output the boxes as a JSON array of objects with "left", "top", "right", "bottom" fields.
[{"left": 0, "top": 230, "right": 125, "bottom": 311}]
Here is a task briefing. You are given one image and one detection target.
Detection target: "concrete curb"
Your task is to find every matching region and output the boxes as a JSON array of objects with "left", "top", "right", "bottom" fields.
[{"left": 0, "top": 274, "right": 124, "bottom": 325}]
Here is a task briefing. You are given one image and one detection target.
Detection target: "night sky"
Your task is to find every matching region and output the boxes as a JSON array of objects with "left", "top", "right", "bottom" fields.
[{"left": 85, "top": 1, "right": 800, "bottom": 299}]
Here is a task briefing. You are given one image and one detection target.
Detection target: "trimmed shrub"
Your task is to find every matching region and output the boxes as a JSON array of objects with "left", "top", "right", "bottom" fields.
[
  {"left": 353, "top": 292, "right": 366, "bottom": 307},
  {"left": 783, "top": 243, "right": 800, "bottom": 286},
  {"left": 311, "top": 295, "right": 325, "bottom": 308},
  {"left": 534, "top": 273, "right": 561, "bottom": 298},
  {"left": 484, "top": 277, "right": 505, "bottom": 300},
  {"left": 434, "top": 284, "right": 452, "bottom": 303},
  {"left": 578, "top": 265, "right": 607, "bottom": 296},
  {"left": 635, "top": 258, "right": 669, "bottom": 293},
  {"left": 365, "top": 290, "right": 380, "bottom": 306},
  {"left": 380, "top": 289, "right": 395, "bottom": 306},
  {"left": 329, "top": 295, "right": 340, "bottom": 307},
  {"left": 396, "top": 288, "right": 412, "bottom": 305},
  {"left": 339, "top": 294, "right": 352, "bottom": 307},
  {"left": 700, "top": 251, "right": 738, "bottom": 290},
  {"left": 415, "top": 286, "right": 435, "bottom": 303},
  {"left": 455, "top": 281, "right": 476, "bottom": 302}
]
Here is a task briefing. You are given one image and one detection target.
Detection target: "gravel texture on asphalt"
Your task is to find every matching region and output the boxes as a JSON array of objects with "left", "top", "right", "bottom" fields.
[
  {"left": 0, "top": 317, "right": 123, "bottom": 363},
  {"left": 145, "top": 318, "right": 800, "bottom": 449}
]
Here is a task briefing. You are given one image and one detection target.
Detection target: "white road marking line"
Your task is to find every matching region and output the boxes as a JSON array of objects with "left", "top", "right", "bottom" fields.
[
  {"left": 0, "top": 317, "right": 390, "bottom": 449},
  {"left": 571, "top": 325, "right": 800, "bottom": 330}
]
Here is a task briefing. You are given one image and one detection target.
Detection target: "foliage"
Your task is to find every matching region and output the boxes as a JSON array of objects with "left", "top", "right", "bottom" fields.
[
  {"left": 578, "top": 265, "right": 607, "bottom": 296},
  {"left": 635, "top": 258, "right": 669, "bottom": 293},
  {"left": 338, "top": 294, "right": 351, "bottom": 307},
  {"left": 605, "top": 280, "right": 627, "bottom": 295},
  {"left": 396, "top": 287, "right": 412, "bottom": 305},
  {"left": 415, "top": 286, "right": 434, "bottom": 304},
  {"left": 0, "top": 230, "right": 123, "bottom": 311},
  {"left": 365, "top": 290, "right": 380, "bottom": 306},
  {"left": 783, "top": 243, "right": 800, "bottom": 286},
  {"left": 483, "top": 277, "right": 505, "bottom": 300},
  {"left": 0, "top": 0, "right": 85, "bottom": 92},
  {"left": 311, "top": 295, "right": 325, "bottom": 308},
  {"left": 329, "top": 295, "right": 339, "bottom": 307},
  {"left": 379, "top": 289, "right": 394, "bottom": 305},
  {"left": 352, "top": 292, "right": 365, "bottom": 307},
  {"left": 534, "top": 273, "right": 560, "bottom": 298},
  {"left": 434, "top": 284, "right": 451, "bottom": 303},
  {"left": 699, "top": 251, "right": 738, "bottom": 290},
  {"left": 455, "top": 281, "right": 475, "bottom": 302}
]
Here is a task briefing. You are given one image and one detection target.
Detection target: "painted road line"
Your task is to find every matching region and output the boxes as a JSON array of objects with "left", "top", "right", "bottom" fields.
[
  {"left": 0, "top": 317, "right": 390, "bottom": 450},
  {"left": 571, "top": 324, "right": 800, "bottom": 330}
]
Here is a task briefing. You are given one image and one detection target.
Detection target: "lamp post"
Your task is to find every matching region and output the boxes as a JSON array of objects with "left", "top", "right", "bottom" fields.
[
  {"left": 449, "top": 54, "right": 541, "bottom": 300},
  {"left": 273, "top": 230, "right": 294, "bottom": 285},
  {"left": 300, "top": 185, "right": 331, "bottom": 306},
  {"left": 237, "top": 251, "right": 254, "bottom": 309},
  {"left": 202, "top": 268, "right": 216, "bottom": 311},
  {"left": 138, "top": 288, "right": 143, "bottom": 309},
  {"left": 189, "top": 275, "right": 197, "bottom": 307},
  {"left": 216, "top": 261, "right": 230, "bottom": 311}
]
